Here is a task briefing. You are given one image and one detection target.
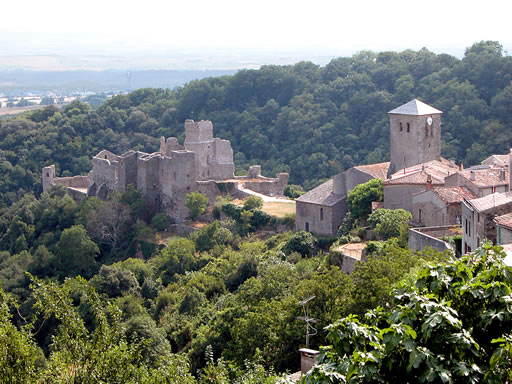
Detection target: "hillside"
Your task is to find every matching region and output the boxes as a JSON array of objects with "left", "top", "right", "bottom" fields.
[{"left": 0, "top": 41, "right": 511, "bottom": 210}]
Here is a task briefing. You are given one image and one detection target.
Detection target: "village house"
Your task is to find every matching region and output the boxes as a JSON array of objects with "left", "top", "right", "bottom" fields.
[
  {"left": 461, "top": 192, "right": 512, "bottom": 253},
  {"left": 383, "top": 159, "right": 459, "bottom": 213},
  {"left": 295, "top": 162, "right": 388, "bottom": 236},
  {"left": 494, "top": 212, "right": 512, "bottom": 245},
  {"left": 411, "top": 186, "right": 476, "bottom": 227},
  {"left": 444, "top": 166, "right": 509, "bottom": 197}
]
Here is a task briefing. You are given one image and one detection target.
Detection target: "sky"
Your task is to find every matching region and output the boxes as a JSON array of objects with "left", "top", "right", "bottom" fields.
[{"left": 0, "top": 0, "right": 511, "bottom": 70}]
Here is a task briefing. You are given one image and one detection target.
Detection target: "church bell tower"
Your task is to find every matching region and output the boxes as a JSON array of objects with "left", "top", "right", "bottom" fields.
[{"left": 387, "top": 99, "right": 443, "bottom": 177}]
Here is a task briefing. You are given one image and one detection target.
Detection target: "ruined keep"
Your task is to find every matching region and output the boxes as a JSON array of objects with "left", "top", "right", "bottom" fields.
[{"left": 43, "top": 120, "right": 288, "bottom": 222}]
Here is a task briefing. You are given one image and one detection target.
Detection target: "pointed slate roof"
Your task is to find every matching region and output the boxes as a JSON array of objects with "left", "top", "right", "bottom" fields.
[{"left": 388, "top": 99, "right": 443, "bottom": 115}]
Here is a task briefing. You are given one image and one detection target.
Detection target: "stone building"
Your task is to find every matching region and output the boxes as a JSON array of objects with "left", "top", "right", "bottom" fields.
[
  {"left": 383, "top": 159, "right": 459, "bottom": 213},
  {"left": 494, "top": 212, "right": 512, "bottom": 245},
  {"left": 387, "top": 99, "right": 443, "bottom": 177},
  {"left": 444, "top": 166, "right": 509, "bottom": 197},
  {"left": 295, "top": 163, "right": 389, "bottom": 236},
  {"left": 461, "top": 192, "right": 512, "bottom": 253},
  {"left": 43, "top": 120, "right": 288, "bottom": 222},
  {"left": 411, "top": 186, "right": 475, "bottom": 227},
  {"left": 296, "top": 98, "right": 445, "bottom": 236}
]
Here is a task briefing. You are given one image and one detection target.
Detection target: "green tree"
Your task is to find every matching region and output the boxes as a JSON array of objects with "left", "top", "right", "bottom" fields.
[
  {"left": 347, "top": 178, "right": 384, "bottom": 221},
  {"left": 243, "top": 195, "right": 264, "bottom": 210},
  {"left": 282, "top": 231, "right": 316, "bottom": 257},
  {"left": 302, "top": 243, "right": 512, "bottom": 384},
  {"left": 368, "top": 208, "right": 412, "bottom": 240},
  {"left": 55, "top": 224, "right": 99, "bottom": 278},
  {"left": 185, "top": 192, "right": 209, "bottom": 220}
]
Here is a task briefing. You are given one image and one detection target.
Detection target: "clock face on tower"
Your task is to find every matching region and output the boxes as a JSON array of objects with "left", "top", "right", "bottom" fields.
[{"left": 427, "top": 117, "right": 433, "bottom": 126}]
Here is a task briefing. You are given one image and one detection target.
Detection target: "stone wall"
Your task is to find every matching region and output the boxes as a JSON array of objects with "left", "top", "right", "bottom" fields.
[
  {"left": 242, "top": 173, "right": 289, "bottom": 196},
  {"left": 408, "top": 226, "right": 455, "bottom": 253},
  {"left": 384, "top": 184, "right": 426, "bottom": 213},
  {"left": 42, "top": 165, "right": 92, "bottom": 192}
]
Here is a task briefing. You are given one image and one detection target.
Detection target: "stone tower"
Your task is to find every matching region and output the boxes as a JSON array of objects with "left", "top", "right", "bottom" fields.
[{"left": 387, "top": 99, "right": 443, "bottom": 177}]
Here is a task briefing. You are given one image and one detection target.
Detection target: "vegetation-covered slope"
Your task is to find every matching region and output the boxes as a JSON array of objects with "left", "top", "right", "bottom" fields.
[{"left": 1, "top": 41, "right": 511, "bottom": 209}]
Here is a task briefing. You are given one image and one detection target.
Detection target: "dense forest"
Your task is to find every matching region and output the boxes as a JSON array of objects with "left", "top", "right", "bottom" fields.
[
  {"left": 1, "top": 40, "right": 512, "bottom": 209},
  {"left": 1, "top": 41, "right": 512, "bottom": 382}
]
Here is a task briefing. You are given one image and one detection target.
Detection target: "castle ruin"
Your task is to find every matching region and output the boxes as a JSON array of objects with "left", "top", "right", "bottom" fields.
[{"left": 43, "top": 120, "right": 289, "bottom": 222}]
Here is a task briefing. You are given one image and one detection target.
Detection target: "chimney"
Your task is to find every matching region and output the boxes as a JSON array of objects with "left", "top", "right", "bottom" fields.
[
  {"left": 426, "top": 174, "right": 433, "bottom": 190},
  {"left": 299, "top": 348, "right": 319, "bottom": 375},
  {"left": 470, "top": 170, "right": 475, "bottom": 181},
  {"left": 459, "top": 162, "right": 463, "bottom": 171}
]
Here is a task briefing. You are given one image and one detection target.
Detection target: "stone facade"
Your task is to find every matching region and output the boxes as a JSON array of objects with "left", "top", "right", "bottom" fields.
[
  {"left": 43, "top": 120, "right": 288, "bottom": 222},
  {"left": 295, "top": 163, "right": 388, "bottom": 236},
  {"left": 388, "top": 99, "right": 443, "bottom": 177},
  {"left": 411, "top": 186, "right": 475, "bottom": 227}
]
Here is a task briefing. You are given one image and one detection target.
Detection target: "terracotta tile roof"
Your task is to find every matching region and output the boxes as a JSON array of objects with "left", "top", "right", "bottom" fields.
[
  {"left": 385, "top": 159, "right": 458, "bottom": 185},
  {"left": 482, "top": 154, "right": 509, "bottom": 166},
  {"left": 388, "top": 99, "right": 443, "bottom": 115},
  {"left": 296, "top": 179, "right": 345, "bottom": 206},
  {"left": 432, "top": 186, "right": 476, "bottom": 204},
  {"left": 372, "top": 201, "right": 384, "bottom": 211},
  {"left": 466, "top": 192, "right": 512, "bottom": 213},
  {"left": 457, "top": 167, "right": 509, "bottom": 187},
  {"left": 353, "top": 162, "right": 390, "bottom": 180},
  {"left": 494, "top": 212, "right": 512, "bottom": 230}
]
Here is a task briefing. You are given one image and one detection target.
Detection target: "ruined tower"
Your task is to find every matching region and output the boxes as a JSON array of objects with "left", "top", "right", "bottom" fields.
[{"left": 387, "top": 99, "right": 443, "bottom": 177}]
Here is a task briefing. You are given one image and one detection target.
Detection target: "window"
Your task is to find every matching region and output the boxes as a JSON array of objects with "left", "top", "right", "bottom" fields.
[
  {"left": 406, "top": 123, "right": 410, "bottom": 132},
  {"left": 477, "top": 237, "right": 480, "bottom": 247},
  {"left": 469, "top": 221, "right": 471, "bottom": 237},
  {"left": 400, "top": 122, "right": 403, "bottom": 131},
  {"left": 320, "top": 208, "right": 324, "bottom": 221},
  {"left": 419, "top": 209, "right": 422, "bottom": 223},
  {"left": 465, "top": 219, "right": 468, "bottom": 234},
  {"left": 425, "top": 125, "right": 428, "bottom": 137},
  {"left": 477, "top": 213, "right": 480, "bottom": 222},
  {"left": 305, "top": 222, "right": 310, "bottom": 232}
]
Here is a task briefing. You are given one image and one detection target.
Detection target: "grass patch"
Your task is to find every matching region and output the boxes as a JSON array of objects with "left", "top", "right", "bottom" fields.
[{"left": 261, "top": 201, "right": 295, "bottom": 218}]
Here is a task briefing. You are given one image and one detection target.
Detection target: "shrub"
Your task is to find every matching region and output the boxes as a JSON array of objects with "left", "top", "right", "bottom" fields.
[{"left": 185, "top": 192, "right": 208, "bottom": 220}]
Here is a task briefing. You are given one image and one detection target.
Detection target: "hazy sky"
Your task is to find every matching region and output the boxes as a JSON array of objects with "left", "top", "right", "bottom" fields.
[{"left": 1, "top": 0, "right": 511, "bottom": 70}]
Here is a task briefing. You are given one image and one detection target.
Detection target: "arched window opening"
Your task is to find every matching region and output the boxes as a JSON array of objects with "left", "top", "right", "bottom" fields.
[{"left": 320, "top": 208, "right": 324, "bottom": 221}]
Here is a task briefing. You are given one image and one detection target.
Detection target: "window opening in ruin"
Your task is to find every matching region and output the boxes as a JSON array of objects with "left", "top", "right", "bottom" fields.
[
  {"left": 406, "top": 123, "right": 410, "bottom": 132},
  {"left": 320, "top": 208, "right": 324, "bottom": 221},
  {"left": 477, "top": 213, "right": 480, "bottom": 222},
  {"left": 105, "top": 155, "right": 108, "bottom": 159},
  {"left": 400, "top": 122, "right": 403, "bottom": 131},
  {"left": 46, "top": 172, "right": 49, "bottom": 177},
  {"left": 207, "top": 155, "right": 210, "bottom": 164},
  {"left": 305, "top": 222, "right": 310, "bottom": 232},
  {"left": 425, "top": 125, "right": 428, "bottom": 137},
  {"left": 477, "top": 237, "right": 480, "bottom": 248},
  {"left": 186, "top": 186, "right": 190, "bottom": 191},
  {"left": 419, "top": 209, "right": 422, "bottom": 223}
]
